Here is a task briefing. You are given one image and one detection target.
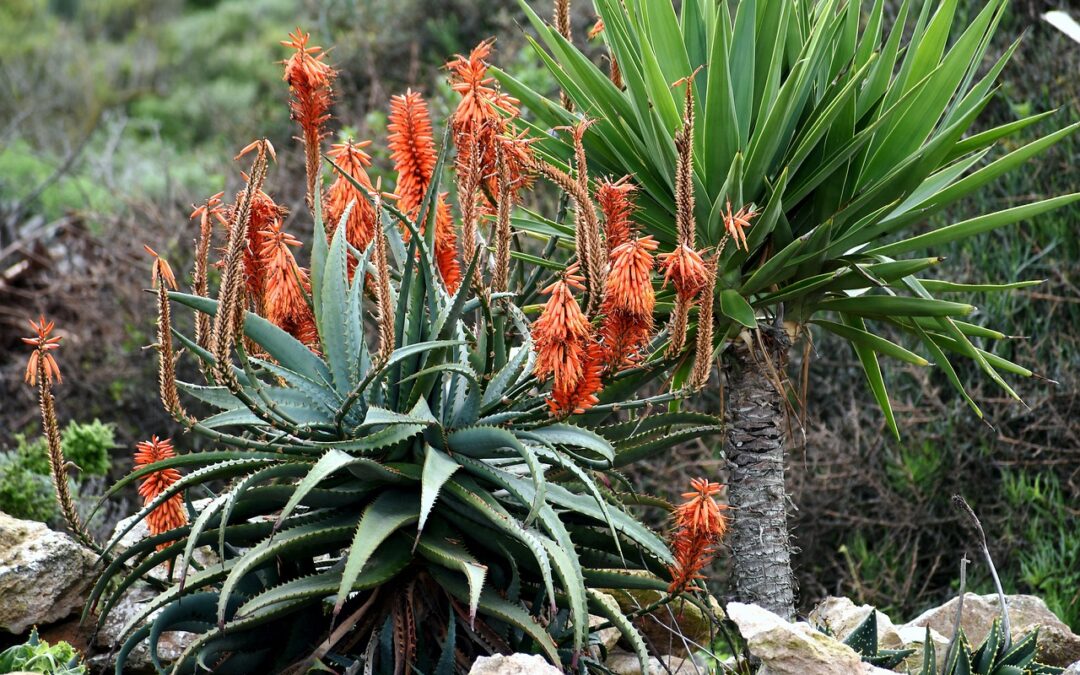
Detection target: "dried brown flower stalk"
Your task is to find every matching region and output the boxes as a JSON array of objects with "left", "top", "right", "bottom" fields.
[
  {"left": 190, "top": 193, "right": 225, "bottom": 351},
  {"left": 372, "top": 185, "right": 395, "bottom": 364},
  {"left": 22, "top": 317, "right": 96, "bottom": 550},
  {"left": 688, "top": 255, "right": 719, "bottom": 390},
  {"left": 146, "top": 247, "right": 192, "bottom": 424},
  {"left": 212, "top": 141, "right": 269, "bottom": 383},
  {"left": 554, "top": 0, "right": 573, "bottom": 111},
  {"left": 531, "top": 158, "right": 605, "bottom": 314},
  {"left": 456, "top": 130, "right": 484, "bottom": 290},
  {"left": 492, "top": 144, "right": 512, "bottom": 294}
]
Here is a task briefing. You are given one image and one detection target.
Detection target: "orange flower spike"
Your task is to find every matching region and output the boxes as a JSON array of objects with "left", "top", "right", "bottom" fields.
[
  {"left": 259, "top": 222, "right": 317, "bottom": 346},
  {"left": 133, "top": 436, "right": 188, "bottom": 538},
  {"left": 282, "top": 28, "right": 335, "bottom": 210},
  {"left": 667, "top": 477, "right": 728, "bottom": 593},
  {"left": 21, "top": 315, "right": 62, "bottom": 386},
  {"left": 549, "top": 340, "right": 604, "bottom": 416},
  {"left": 722, "top": 200, "right": 759, "bottom": 252},
  {"left": 532, "top": 268, "right": 591, "bottom": 386},
  {"left": 604, "top": 236, "right": 657, "bottom": 318},
  {"left": 388, "top": 90, "right": 438, "bottom": 218},
  {"left": 658, "top": 244, "right": 709, "bottom": 300},
  {"left": 326, "top": 139, "right": 378, "bottom": 254},
  {"left": 588, "top": 18, "right": 606, "bottom": 40},
  {"left": 597, "top": 177, "right": 638, "bottom": 252},
  {"left": 143, "top": 245, "right": 178, "bottom": 291}
]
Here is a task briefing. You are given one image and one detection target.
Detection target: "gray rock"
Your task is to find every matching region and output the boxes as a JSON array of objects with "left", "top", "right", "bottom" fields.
[
  {"left": 91, "top": 583, "right": 194, "bottom": 672},
  {"left": 903, "top": 593, "right": 1080, "bottom": 667},
  {"left": 727, "top": 602, "right": 893, "bottom": 675},
  {"left": 1062, "top": 659, "right": 1080, "bottom": 674},
  {"left": 0, "top": 512, "right": 99, "bottom": 633},
  {"left": 468, "top": 653, "right": 562, "bottom": 675},
  {"left": 604, "top": 649, "right": 697, "bottom": 674},
  {"left": 810, "top": 596, "right": 949, "bottom": 672}
]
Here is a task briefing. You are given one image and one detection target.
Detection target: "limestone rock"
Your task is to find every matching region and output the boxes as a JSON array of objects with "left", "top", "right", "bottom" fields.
[
  {"left": 810, "top": 596, "right": 949, "bottom": 671},
  {"left": 468, "top": 653, "right": 562, "bottom": 675},
  {"left": 604, "top": 649, "right": 696, "bottom": 674},
  {"left": 727, "top": 602, "right": 893, "bottom": 675},
  {"left": 1062, "top": 659, "right": 1080, "bottom": 674},
  {"left": 809, "top": 596, "right": 903, "bottom": 650},
  {"left": 91, "top": 583, "right": 194, "bottom": 672},
  {"left": 904, "top": 594, "right": 1080, "bottom": 667},
  {"left": 0, "top": 512, "right": 99, "bottom": 633}
]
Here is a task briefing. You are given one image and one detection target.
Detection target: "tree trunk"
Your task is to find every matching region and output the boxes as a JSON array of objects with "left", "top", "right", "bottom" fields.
[{"left": 724, "top": 329, "right": 796, "bottom": 620}]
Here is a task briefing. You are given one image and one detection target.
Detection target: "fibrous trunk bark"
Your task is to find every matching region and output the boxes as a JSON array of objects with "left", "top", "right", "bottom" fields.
[{"left": 724, "top": 329, "right": 795, "bottom": 620}]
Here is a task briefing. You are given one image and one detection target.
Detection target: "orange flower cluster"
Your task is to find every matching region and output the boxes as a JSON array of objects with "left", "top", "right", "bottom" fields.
[
  {"left": 658, "top": 244, "right": 710, "bottom": 301},
  {"left": 446, "top": 40, "right": 531, "bottom": 199},
  {"left": 667, "top": 478, "right": 728, "bottom": 593},
  {"left": 600, "top": 236, "right": 657, "bottom": 369},
  {"left": 134, "top": 436, "right": 188, "bottom": 542},
  {"left": 143, "top": 245, "right": 177, "bottom": 291},
  {"left": 388, "top": 90, "right": 461, "bottom": 293},
  {"left": 259, "top": 222, "right": 318, "bottom": 346},
  {"left": 21, "top": 315, "right": 62, "bottom": 386},
  {"left": 597, "top": 177, "right": 638, "bottom": 252},
  {"left": 282, "top": 29, "right": 335, "bottom": 207},
  {"left": 532, "top": 269, "right": 604, "bottom": 415},
  {"left": 721, "top": 200, "right": 759, "bottom": 252},
  {"left": 325, "top": 140, "right": 379, "bottom": 259}
]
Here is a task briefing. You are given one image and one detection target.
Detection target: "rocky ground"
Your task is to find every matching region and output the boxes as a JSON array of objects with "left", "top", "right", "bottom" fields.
[{"left": 2, "top": 510, "right": 1078, "bottom": 674}]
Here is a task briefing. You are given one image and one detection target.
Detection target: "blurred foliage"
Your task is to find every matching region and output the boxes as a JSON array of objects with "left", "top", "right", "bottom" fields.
[{"left": 0, "top": 420, "right": 115, "bottom": 522}]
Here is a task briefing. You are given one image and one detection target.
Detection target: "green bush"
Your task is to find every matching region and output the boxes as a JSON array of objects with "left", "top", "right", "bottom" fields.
[
  {"left": 0, "top": 627, "right": 86, "bottom": 675},
  {"left": 17, "top": 420, "right": 114, "bottom": 479},
  {"left": 0, "top": 420, "right": 114, "bottom": 522},
  {"left": 0, "top": 453, "right": 57, "bottom": 522}
]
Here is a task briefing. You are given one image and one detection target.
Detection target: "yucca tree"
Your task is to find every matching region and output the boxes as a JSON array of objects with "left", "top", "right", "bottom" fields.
[{"left": 497, "top": 0, "right": 1080, "bottom": 618}]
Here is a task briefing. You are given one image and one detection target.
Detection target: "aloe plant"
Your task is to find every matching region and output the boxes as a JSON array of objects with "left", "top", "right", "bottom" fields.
[
  {"left": 85, "top": 127, "right": 726, "bottom": 672},
  {"left": 497, "top": 0, "right": 1080, "bottom": 617}
]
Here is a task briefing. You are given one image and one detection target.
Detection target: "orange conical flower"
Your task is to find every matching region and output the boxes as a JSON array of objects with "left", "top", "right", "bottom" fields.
[
  {"left": 597, "top": 177, "right": 638, "bottom": 252},
  {"left": 388, "top": 90, "right": 461, "bottom": 293},
  {"left": 600, "top": 236, "right": 657, "bottom": 369},
  {"left": 21, "top": 315, "right": 62, "bottom": 386},
  {"left": 325, "top": 140, "right": 379, "bottom": 257},
  {"left": 550, "top": 340, "right": 604, "bottom": 416},
  {"left": 533, "top": 268, "right": 604, "bottom": 415},
  {"left": 388, "top": 90, "right": 438, "bottom": 217},
  {"left": 658, "top": 244, "right": 709, "bottom": 300},
  {"left": 134, "top": 436, "right": 188, "bottom": 542},
  {"left": 667, "top": 478, "right": 728, "bottom": 593},
  {"left": 259, "top": 222, "right": 318, "bottom": 347},
  {"left": 282, "top": 28, "right": 335, "bottom": 209},
  {"left": 222, "top": 186, "right": 289, "bottom": 306}
]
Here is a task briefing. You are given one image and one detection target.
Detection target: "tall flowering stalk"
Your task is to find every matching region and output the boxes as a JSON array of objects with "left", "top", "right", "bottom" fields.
[
  {"left": 190, "top": 193, "right": 226, "bottom": 351},
  {"left": 688, "top": 256, "right": 720, "bottom": 390},
  {"left": 388, "top": 90, "right": 462, "bottom": 293},
  {"left": 282, "top": 29, "right": 335, "bottom": 212},
  {"left": 658, "top": 73, "right": 708, "bottom": 357},
  {"left": 145, "top": 246, "right": 190, "bottom": 423},
  {"left": 22, "top": 316, "right": 96, "bottom": 550},
  {"left": 133, "top": 437, "right": 188, "bottom": 552},
  {"left": 597, "top": 177, "right": 637, "bottom": 253},
  {"left": 667, "top": 478, "right": 728, "bottom": 593}
]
